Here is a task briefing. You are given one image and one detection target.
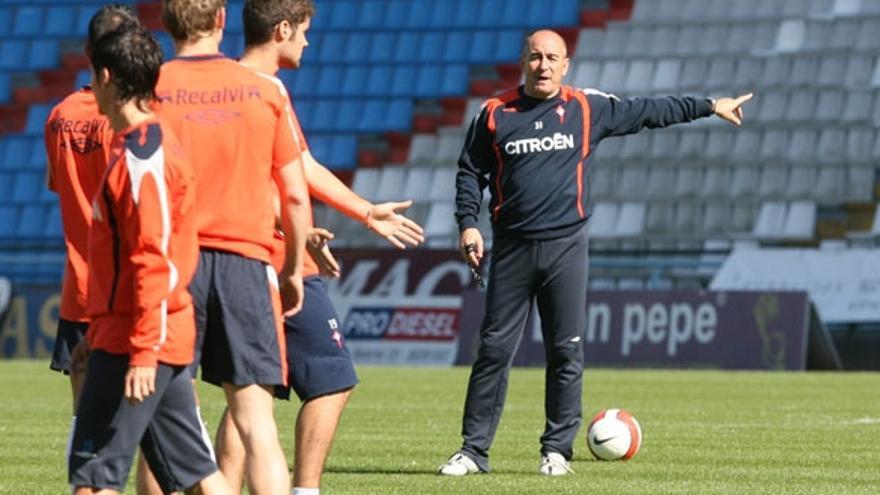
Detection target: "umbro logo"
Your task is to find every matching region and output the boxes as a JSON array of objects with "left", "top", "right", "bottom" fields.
[{"left": 68, "top": 138, "right": 103, "bottom": 154}]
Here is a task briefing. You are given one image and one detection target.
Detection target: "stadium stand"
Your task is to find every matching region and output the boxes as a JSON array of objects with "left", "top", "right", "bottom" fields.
[{"left": 0, "top": 0, "right": 877, "bottom": 291}]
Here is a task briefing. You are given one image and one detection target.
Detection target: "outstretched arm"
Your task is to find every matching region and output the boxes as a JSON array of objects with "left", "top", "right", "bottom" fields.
[{"left": 301, "top": 150, "right": 424, "bottom": 248}]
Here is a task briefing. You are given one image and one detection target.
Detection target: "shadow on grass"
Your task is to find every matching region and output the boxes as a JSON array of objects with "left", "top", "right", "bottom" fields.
[{"left": 326, "top": 465, "right": 439, "bottom": 475}]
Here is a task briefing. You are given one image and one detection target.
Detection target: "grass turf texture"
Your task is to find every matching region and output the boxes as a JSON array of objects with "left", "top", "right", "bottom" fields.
[{"left": 1, "top": 361, "right": 879, "bottom": 494}]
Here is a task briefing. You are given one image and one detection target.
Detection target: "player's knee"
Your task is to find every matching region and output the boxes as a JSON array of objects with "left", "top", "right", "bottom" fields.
[
  {"left": 476, "top": 343, "right": 516, "bottom": 368},
  {"left": 546, "top": 341, "right": 583, "bottom": 369}
]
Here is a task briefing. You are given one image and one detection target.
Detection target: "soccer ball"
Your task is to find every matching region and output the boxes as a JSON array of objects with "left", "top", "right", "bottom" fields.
[{"left": 586, "top": 409, "right": 642, "bottom": 461}]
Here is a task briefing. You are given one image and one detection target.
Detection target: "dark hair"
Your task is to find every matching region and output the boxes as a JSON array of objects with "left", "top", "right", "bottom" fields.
[
  {"left": 89, "top": 26, "right": 163, "bottom": 106},
  {"left": 243, "top": 0, "right": 314, "bottom": 47},
  {"left": 87, "top": 4, "right": 139, "bottom": 51}
]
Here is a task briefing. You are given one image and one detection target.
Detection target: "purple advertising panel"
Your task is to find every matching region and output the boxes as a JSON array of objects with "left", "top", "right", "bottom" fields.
[{"left": 457, "top": 290, "right": 811, "bottom": 370}]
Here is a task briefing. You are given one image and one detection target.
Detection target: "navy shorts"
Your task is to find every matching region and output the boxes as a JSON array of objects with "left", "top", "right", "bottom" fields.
[
  {"left": 69, "top": 351, "right": 217, "bottom": 492},
  {"left": 50, "top": 319, "right": 88, "bottom": 374},
  {"left": 189, "top": 249, "right": 286, "bottom": 387},
  {"left": 276, "top": 277, "right": 358, "bottom": 401}
]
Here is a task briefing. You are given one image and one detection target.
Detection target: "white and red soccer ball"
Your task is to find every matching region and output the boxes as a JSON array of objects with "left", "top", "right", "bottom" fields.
[{"left": 586, "top": 409, "right": 642, "bottom": 461}]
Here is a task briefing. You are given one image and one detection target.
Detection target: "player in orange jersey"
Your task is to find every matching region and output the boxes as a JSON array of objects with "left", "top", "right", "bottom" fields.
[
  {"left": 67, "top": 25, "right": 232, "bottom": 495},
  {"left": 210, "top": 1, "right": 425, "bottom": 493},
  {"left": 45, "top": 2, "right": 136, "bottom": 416},
  {"left": 155, "top": 0, "right": 312, "bottom": 492}
]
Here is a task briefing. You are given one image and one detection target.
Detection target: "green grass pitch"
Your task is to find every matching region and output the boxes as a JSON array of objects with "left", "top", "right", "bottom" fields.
[{"left": 1, "top": 361, "right": 879, "bottom": 494}]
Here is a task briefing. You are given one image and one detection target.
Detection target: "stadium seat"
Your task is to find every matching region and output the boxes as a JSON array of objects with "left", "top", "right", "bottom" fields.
[
  {"left": 782, "top": 201, "right": 816, "bottom": 239},
  {"left": 729, "top": 166, "right": 758, "bottom": 198},
  {"left": 16, "top": 204, "right": 44, "bottom": 237},
  {"left": 25, "top": 103, "right": 53, "bottom": 135},
  {"left": 44, "top": 203, "right": 61, "bottom": 238},
  {"left": 598, "top": 60, "right": 626, "bottom": 92},
  {"left": 847, "top": 165, "right": 874, "bottom": 202},
  {"left": 774, "top": 19, "right": 806, "bottom": 53},
  {"left": 1, "top": 135, "right": 31, "bottom": 170},
  {"left": 645, "top": 167, "right": 675, "bottom": 199},
  {"left": 0, "top": 40, "right": 27, "bottom": 69},
  {"left": 786, "top": 129, "right": 818, "bottom": 162},
  {"left": 615, "top": 165, "right": 646, "bottom": 199},
  {"left": 752, "top": 201, "right": 787, "bottom": 239},
  {"left": 616, "top": 202, "right": 645, "bottom": 236},
  {"left": 624, "top": 60, "right": 653, "bottom": 94},
  {"left": 814, "top": 166, "right": 844, "bottom": 199},
  {"left": 590, "top": 165, "right": 615, "bottom": 199},
  {"left": 414, "top": 65, "right": 442, "bottom": 97},
  {"left": 816, "top": 89, "right": 845, "bottom": 122},
  {"left": 587, "top": 202, "right": 618, "bottom": 238},
  {"left": 45, "top": 5, "right": 76, "bottom": 36},
  {"left": 225, "top": 2, "right": 243, "bottom": 33},
  {"left": 758, "top": 164, "right": 788, "bottom": 198},
  {"left": 816, "top": 128, "right": 846, "bottom": 163},
  {"left": 786, "top": 166, "right": 816, "bottom": 198},
  {"left": 428, "top": 167, "right": 456, "bottom": 202},
  {"left": 374, "top": 166, "right": 407, "bottom": 203},
  {"left": 846, "top": 128, "right": 874, "bottom": 163},
  {"left": 759, "top": 129, "right": 788, "bottom": 160},
  {"left": 679, "top": 59, "right": 710, "bottom": 91},
  {"left": 74, "top": 5, "right": 98, "bottom": 36},
  {"left": 351, "top": 168, "right": 380, "bottom": 202},
  {"left": 0, "top": 73, "right": 9, "bottom": 104},
  {"left": 855, "top": 19, "right": 880, "bottom": 51},
  {"left": 424, "top": 201, "right": 456, "bottom": 238},
  {"left": 356, "top": 0, "right": 384, "bottom": 29},
  {"left": 369, "top": 32, "right": 395, "bottom": 64},
  {"left": 11, "top": 172, "right": 42, "bottom": 203},
  {"left": 13, "top": 6, "right": 44, "bottom": 36},
  {"left": 842, "top": 90, "right": 872, "bottom": 124},
  {"left": 343, "top": 32, "right": 370, "bottom": 64},
  {"left": 673, "top": 166, "right": 701, "bottom": 197},
  {"left": 644, "top": 202, "right": 673, "bottom": 236},
  {"left": 0, "top": 7, "right": 10, "bottom": 35},
  {"left": 402, "top": 167, "right": 433, "bottom": 200},
  {"left": 651, "top": 59, "right": 681, "bottom": 92},
  {"left": 0, "top": 205, "right": 16, "bottom": 238}
]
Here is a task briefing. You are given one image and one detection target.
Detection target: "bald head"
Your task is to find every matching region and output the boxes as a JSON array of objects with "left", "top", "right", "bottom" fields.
[{"left": 520, "top": 29, "right": 569, "bottom": 99}]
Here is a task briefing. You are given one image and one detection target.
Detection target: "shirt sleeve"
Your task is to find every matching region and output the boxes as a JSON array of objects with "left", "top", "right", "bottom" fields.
[
  {"left": 585, "top": 89, "right": 714, "bottom": 142},
  {"left": 455, "top": 106, "right": 494, "bottom": 233},
  {"left": 273, "top": 88, "right": 303, "bottom": 170},
  {"left": 120, "top": 154, "right": 175, "bottom": 367}
]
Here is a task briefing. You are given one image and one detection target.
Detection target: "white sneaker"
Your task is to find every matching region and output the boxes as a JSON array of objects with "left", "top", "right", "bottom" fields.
[
  {"left": 539, "top": 452, "right": 573, "bottom": 476},
  {"left": 438, "top": 453, "right": 480, "bottom": 476}
]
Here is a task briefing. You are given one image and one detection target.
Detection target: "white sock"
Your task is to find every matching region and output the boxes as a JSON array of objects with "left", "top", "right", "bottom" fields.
[{"left": 292, "top": 488, "right": 320, "bottom": 495}]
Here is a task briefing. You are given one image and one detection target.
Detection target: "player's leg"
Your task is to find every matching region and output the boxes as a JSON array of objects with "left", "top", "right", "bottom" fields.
[
  {"left": 69, "top": 351, "right": 168, "bottom": 493},
  {"left": 447, "top": 237, "right": 536, "bottom": 473},
  {"left": 199, "top": 251, "right": 289, "bottom": 494},
  {"left": 283, "top": 277, "right": 359, "bottom": 489},
  {"left": 294, "top": 388, "right": 352, "bottom": 488},
  {"left": 138, "top": 366, "right": 229, "bottom": 495},
  {"left": 534, "top": 226, "right": 589, "bottom": 463},
  {"left": 223, "top": 383, "right": 289, "bottom": 494},
  {"left": 214, "top": 408, "right": 247, "bottom": 491}
]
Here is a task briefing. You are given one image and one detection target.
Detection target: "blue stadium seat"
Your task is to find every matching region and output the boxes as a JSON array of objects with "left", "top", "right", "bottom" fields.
[
  {"left": 1, "top": 136, "right": 30, "bottom": 170},
  {"left": 357, "top": 0, "right": 384, "bottom": 29},
  {"left": 0, "top": 171, "right": 13, "bottom": 201},
  {"left": 226, "top": 2, "right": 243, "bottom": 33},
  {"left": 441, "top": 65, "right": 469, "bottom": 95},
  {"left": 219, "top": 33, "right": 244, "bottom": 58},
  {"left": 430, "top": 0, "right": 458, "bottom": 30},
  {"left": 75, "top": 5, "right": 98, "bottom": 37},
  {"left": 0, "top": 73, "right": 9, "bottom": 104},
  {"left": 308, "top": 136, "right": 329, "bottom": 164},
  {"left": 478, "top": 0, "right": 505, "bottom": 27},
  {"left": 390, "top": 65, "right": 417, "bottom": 96},
  {"left": 370, "top": 32, "right": 395, "bottom": 63},
  {"left": 12, "top": 172, "right": 42, "bottom": 204},
  {"left": 154, "top": 31, "right": 176, "bottom": 61},
  {"left": 498, "top": 0, "right": 527, "bottom": 27},
  {"left": 287, "top": 66, "right": 318, "bottom": 98},
  {"left": 329, "top": 1, "right": 359, "bottom": 29},
  {"left": 342, "top": 32, "right": 370, "bottom": 64},
  {"left": 0, "top": 40, "right": 28, "bottom": 69},
  {"left": 497, "top": 30, "right": 523, "bottom": 61},
  {"left": 28, "top": 136, "right": 47, "bottom": 170},
  {"left": 25, "top": 103, "right": 53, "bottom": 135},
  {"left": 549, "top": 0, "right": 578, "bottom": 25},
  {"left": 414, "top": 66, "right": 442, "bottom": 97},
  {"left": 405, "top": 0, "right": 430, "bottom": 28},
  {"left": 329, "top": 135, "right": 356, "bottom": 169},
  {"left": 44, "top": 204, "right": 62, "bottom": 238},
  {"left": 29, "top": 39, "right": 59, "bottom": 69},
  {"left": 316, "top": 66, "right": 343, "bottom": 97},
  {"left": 0, "top": 7, "right": 11, "bottom": 34},
  {"left": 443, "top": 32, "right": 470, "bottom": 63},
  {"left": 45, "top": 5, "right": 76, "bottom": 36},
  {"left": 336, "top": 99, "right": 363, "bottom": 132},
  {"left": 317, "top": 32, "right": 343, "bottom": 64},
  {"left": 341, "top": 66, "right": 368, "bottom": 97},
  {"left": 310, "top": 100, "right": 336, "bottom": 132},
  {"left": 294, "top": 99, "right": 315, "bottom": 128},
  {"left": 74, "top": 69, "right": 91, "bottom": 89},
  {"left": 382, "top": 1, "right": 409, "bottom": 29},
  {"left": 13, "top": 6, "right": 43, "bottom": 36},
  {"left": 419, "top": 32, "right": 444, "bottom": 63},
  {"left": 393, "top": 32, "right": 419, "bottom": 63},
  {"left": 16, "top": 204, "right": 44, "bottom": 237},
  {"left": 0, "top": 205, "right": 16, "bottom": 238},
  {"left": 449, "top": 0, "right": 477, "bottom": 28},
  {"left": 365, "top": 66, "right": 392, "bottom": 97},
  {"left": 359, "top": 99, "right": 386, "bottom": 131},
  {"left": 469, "top": 31, "right": 496, "bottom": 64},
  {"left": 385, "top": 99, "right": 411, "bottom": 131}
]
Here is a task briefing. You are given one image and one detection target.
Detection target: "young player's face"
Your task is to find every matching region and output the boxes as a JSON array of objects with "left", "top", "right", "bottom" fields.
[
  {"left": 280, "top": 17, "right": 311, "bottom": 69},
  {"left": 521, "top": 31, "right": 569, "bottom": 99}
]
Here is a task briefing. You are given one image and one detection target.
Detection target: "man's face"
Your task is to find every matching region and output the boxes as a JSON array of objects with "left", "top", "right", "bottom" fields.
[
  {"left": 279, "top": 17, "right": 310, "bottom": 69},
  {"left": 521, "top": 31, "right": 569, "bottom": 99}
]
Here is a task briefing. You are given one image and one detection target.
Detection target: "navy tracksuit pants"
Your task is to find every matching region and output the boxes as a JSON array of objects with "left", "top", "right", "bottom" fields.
[{"left": 459, "top": 226, "right": 589, "bottom": 472}]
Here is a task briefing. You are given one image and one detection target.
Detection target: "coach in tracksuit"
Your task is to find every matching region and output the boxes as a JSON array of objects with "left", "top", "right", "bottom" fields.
[{"left": 439, "top": 29, "right": 753, "bottom": 476}]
